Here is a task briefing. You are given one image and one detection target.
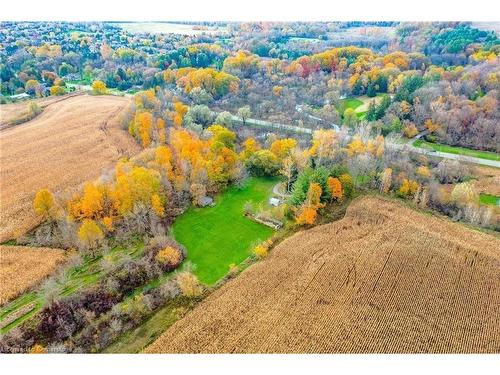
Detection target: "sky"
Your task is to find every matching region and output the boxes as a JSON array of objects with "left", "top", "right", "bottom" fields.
[{"left": 1, "top": 0, "right": 498, "bottom": 22}]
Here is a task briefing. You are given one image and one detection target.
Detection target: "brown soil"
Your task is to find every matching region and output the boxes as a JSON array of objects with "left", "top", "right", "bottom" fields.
[
  {"left": 0, "top": 94, "right": 140, "bottom": 241},
  {"left": 145, "top": 197, "right": 500, "bottom": 353}
]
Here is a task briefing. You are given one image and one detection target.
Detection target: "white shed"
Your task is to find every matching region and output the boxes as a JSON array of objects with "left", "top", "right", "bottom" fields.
[{"left": 269, "top": 197, "right": 281, "bottom": 207}]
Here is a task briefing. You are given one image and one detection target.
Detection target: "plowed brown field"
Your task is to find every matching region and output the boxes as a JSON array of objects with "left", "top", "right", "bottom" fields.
[
  {"left": 145, "top": 197, "right": 500, "bottom": 353},
  {"left": 0, "top": 245, "right": 65, "bottom": 304},
  {"left": 0, "top": 95, "right": 140, "bottom": 241}
]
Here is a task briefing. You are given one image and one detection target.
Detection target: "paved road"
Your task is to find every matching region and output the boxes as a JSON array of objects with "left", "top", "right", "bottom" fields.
[
  {"left": 230, "top": 114, "right": 313, "bottom": 134},
  {"left": 388, "top": 141, "right": 500, "bottom": 168}
]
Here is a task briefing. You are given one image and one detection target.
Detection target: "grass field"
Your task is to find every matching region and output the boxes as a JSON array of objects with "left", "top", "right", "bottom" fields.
[
  {"left": 0, "top": 94, "right": 140, "bottom": 242},
  {"left": 172, "top": 177, "right": 277, "bottom": 285},
  {"left": 146, "top": 196, "right": 500, "bottom": 353},
  {"left": 480, "top": 193, "right": 500, "bottom": 206},
  {"left": 413, "top": 140, "right": 500, "bottom": 161},
  {"left": 338, "top": 95, "right": 383, "bottom": 120}
]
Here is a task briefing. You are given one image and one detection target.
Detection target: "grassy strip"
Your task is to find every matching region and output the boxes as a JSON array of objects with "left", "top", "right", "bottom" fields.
[
  {"left": 0, "top": 238, "right": 145, "bottom": 333},
  {"left": 480, "top": 193, "right": 500, "bottom": 206},
  {"left": 413, "top": 140, "right": 500, "bottom": 161},
  {"left": 102, "top": 296, "right": 202, "bottom": 353}
]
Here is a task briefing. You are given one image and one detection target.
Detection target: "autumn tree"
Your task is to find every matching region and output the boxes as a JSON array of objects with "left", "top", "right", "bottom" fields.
[
  {"left": 246, "top": 150, "right": 280, "bottom": 176},
  {"left": 151, "top": 194, "right": 165, "bottom": 217},
  {"left": 91, "top": 80, "right": 107, "bottom": 95},
  {"left": 50, "top": 85, "right": 65, "bottom": 96},
  {"left": 347, "top": 136, "right": 366, "bottom": 156},
  {"left": 380, "top": 168, "right": 392, "bottom": 193},
  {"left": 295, "top": 183, "right": 325, "bottom": 225},
  {"left": 33, "top": 189, "right": 56, "bottom": 219},
  {"left": 270, "top": 138, "right": 297, "bottom": 160},
  {"left": 343, "top": 108, "right": 358, "bottom": 127},
  {"left": 327, "top": 177, "right": 343, "bottom": 202},
  {"left": 309, "top": 129, "right": 336, "bottom": 164},
  {"left": 114, "top": 167, "right": 162, "bottom": 215},
  {"left": 237, "top": 106, "right": 251, "bottom": 126},
  {"left": 240, "top": 137, "right": 261, "bottom": 160},
  {"left": 280, "top": 156, "right": 295, "bottom": 193},
  {"left": 172, "top": 100, "right": 188, "bottom": 127},
  {"left": 451, "top": 182, "right": 479, "bottom": 206},
  {"left": 156, "top": 246, "right": 182, "bottom": 269},
  {"left": 78, "top": 219, "right": 104, "bottom": 254},
  {"left": 176, "top": 271, "right": 203, "bottom": 297},
  {"left": 398, "top": 179, "right": 419, "bottom": 197}
]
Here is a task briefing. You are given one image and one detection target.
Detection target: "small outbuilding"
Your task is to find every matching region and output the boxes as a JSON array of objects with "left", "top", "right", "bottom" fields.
[
  {"left": 10, "top": 93, "right": 30, "bottom": 101},
  {"left": 199, "top": 196, "right": 214, "bottom": 207},
  {"left": 269, "top": 197, "right": 281, "bottom": 207}
]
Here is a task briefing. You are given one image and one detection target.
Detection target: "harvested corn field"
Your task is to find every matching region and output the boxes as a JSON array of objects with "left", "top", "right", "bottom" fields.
[
  {"left": 0, "top": 94, "right": 140, "bottom": 241},
  {"left": 0, "top": 93, "right": 81, "bottom": 129},
  {"left": 0, "top": 245, "right": 66, "bottom": 305},
  {"left": 145, "top": 197, "right": 500, "bottom": 354}
]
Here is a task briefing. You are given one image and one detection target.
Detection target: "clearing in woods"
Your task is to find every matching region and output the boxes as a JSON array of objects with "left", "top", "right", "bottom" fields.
[
  {"left": 0, "top": 94, "right": 141, "bottom": 242},
  {"left": 172, "top": 177, "right": 277, "bottom": 285},
  {"left": 145, "top": 196, "right": 500, "bottom": 353}
]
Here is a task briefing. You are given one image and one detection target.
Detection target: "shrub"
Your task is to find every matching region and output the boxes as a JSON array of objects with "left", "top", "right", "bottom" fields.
[
  {"left": 176, "top": 271, "right": 203, "bottom": 297},
  {"left": 155, "top": 246, "right": 182, "bottom": 269},
  {"left": 253, "top": 244, "right": 268, "bottom": 259},
  {"left": 91, "top": 80, "right": 107, "bottom": 95}
]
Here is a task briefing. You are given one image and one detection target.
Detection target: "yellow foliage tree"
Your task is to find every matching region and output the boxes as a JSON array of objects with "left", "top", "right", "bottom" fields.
[
  {"left": 114, "top": 167, "right": 161, "bottom": 214},
  {"left": 416, "top": 165, "right": 431, "bottom": 178},
  {"left": 151, "top": 194, "right": 165, "bottom": 217},
  {"left": 295, "top": 206, "right": 318, "bottom": 225},
  {"left": 33, "top": 189, "right": 55, "bottom": 218},
  {"left": 270, "top": 138, "right": 297, "bottom": 160},
  {"left": 176, "top": 271, "right": 203, "bottom": 297},
  {"left": 102, "top": 216, "right": 114, "bottom": 232},
  {"left": 309, "top": 129, "right": 336, "bottom": 162},
  {"left": 347, "top": 136, "right": 366, "bottom": 156},
  {"left": 156, "top": 246, "right": 182, "bottom": 267},
  {"left": 398, "top": 179, "right": 419, "bottom": 197},
  {"left": 79, "top": 183, "right": 104, "bottom": 219},
  {"left": 253, "top": 244, "right": 269, "bottom": 259},
  {"left": 424, "top": 119, "right": 441, "bottom": 134},
  {"left": 91, "top": 80, "right": 107, "bottom": 95},
  {"left": 78, "top": 219, "right": 104, "bottom": 251},
  {"left": 295, "top": 183, "right": 324, "bottom": 225},
  {"left": 240, "top": 137, "right": 261, "bottom": 160}
]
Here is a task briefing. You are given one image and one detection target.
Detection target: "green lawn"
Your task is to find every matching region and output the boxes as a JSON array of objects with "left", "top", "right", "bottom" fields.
[
  {"left": 480, "top": 193, "right": 500, "bottom": 206},
  {"left": 413, "top": 140, "right": 500, "bottom": 161},
  {"left": 337, "top": 98, "right": 364, "bottom": 121},
  {"left": 172, "top": 177, "right": 277, "bottom": 285},
  {"left": 339, "top": 98, "right": 363, "bottom": 112}
]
